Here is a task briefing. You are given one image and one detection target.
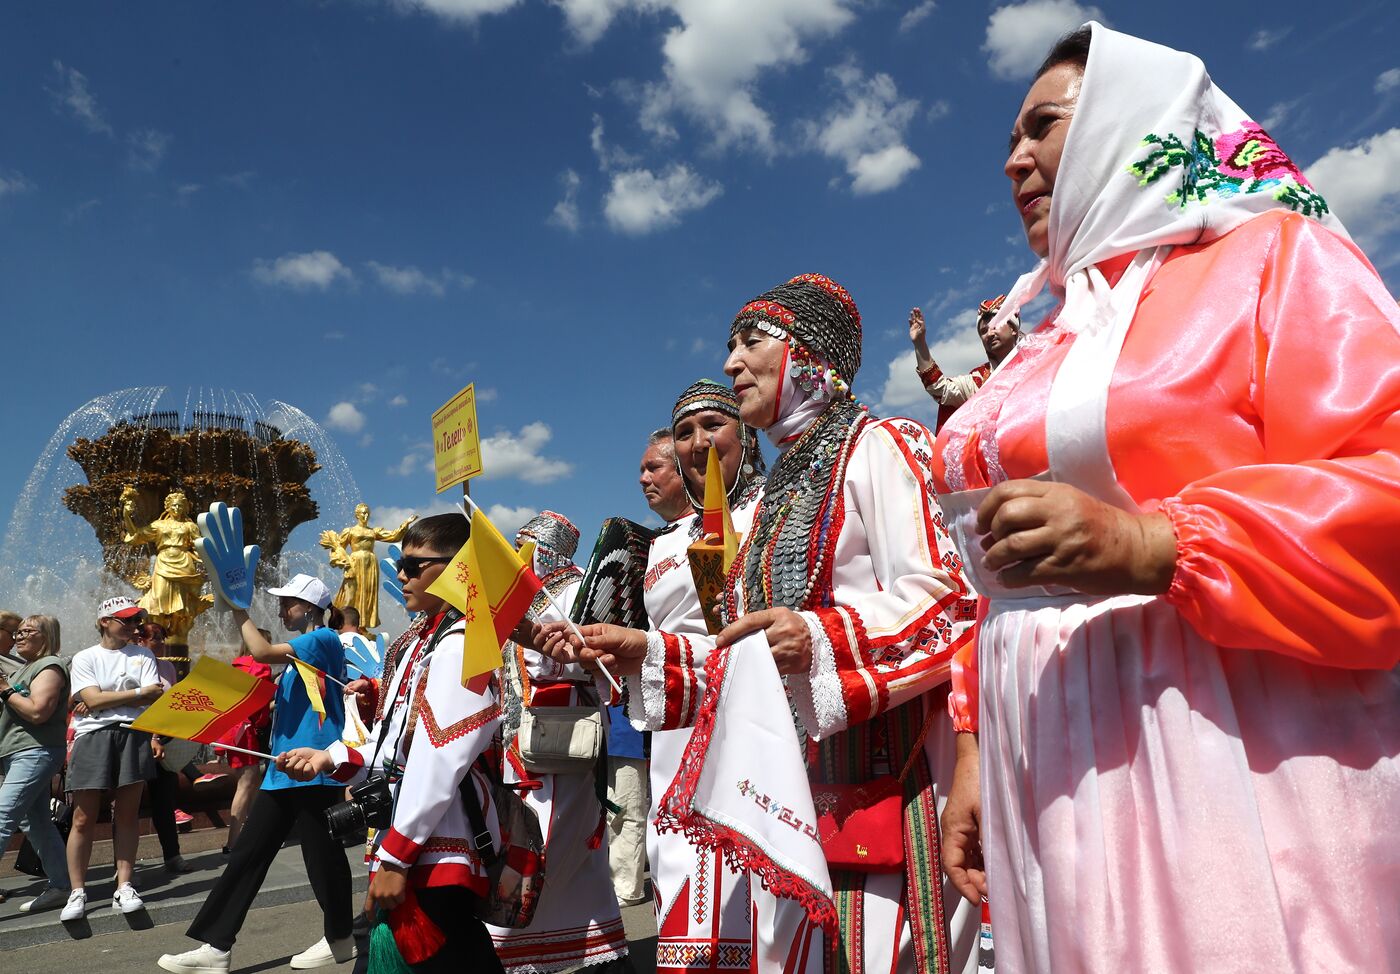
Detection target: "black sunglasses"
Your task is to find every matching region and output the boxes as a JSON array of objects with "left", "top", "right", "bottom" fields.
[{"left": 395, "top": 555, "right": 453, "bottom": 579}]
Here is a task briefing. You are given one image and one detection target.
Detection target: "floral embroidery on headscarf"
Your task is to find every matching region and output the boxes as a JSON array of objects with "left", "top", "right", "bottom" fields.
[{"left": 1129, "top": 123, "right": 1329, "bottom": 217}]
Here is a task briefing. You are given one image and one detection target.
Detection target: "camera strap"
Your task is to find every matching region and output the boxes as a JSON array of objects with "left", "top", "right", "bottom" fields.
[
  {"left": 459, "top": 755, "right": 501, "bottom": 865},
  {"left": 368, "top": 607, "right": 464, "bottom": 775}
]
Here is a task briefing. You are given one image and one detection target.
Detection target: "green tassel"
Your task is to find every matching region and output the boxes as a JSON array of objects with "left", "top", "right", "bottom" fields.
[{"left": 368, "top": 912, "right": 413, "bottom": 974}]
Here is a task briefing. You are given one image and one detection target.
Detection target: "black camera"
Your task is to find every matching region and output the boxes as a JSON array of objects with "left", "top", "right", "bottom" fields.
[{"left": 324, "top": 773, "right": 393, "bottom": 840}]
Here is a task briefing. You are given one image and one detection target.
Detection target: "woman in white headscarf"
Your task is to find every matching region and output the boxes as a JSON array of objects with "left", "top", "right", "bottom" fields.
[{"left": 934, "top": 23, "right": 1400, "bottom": 973}]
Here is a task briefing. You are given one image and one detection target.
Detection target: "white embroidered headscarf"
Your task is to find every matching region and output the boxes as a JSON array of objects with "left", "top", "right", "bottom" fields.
[
  {"left": 990, "top": 22, "right": 1345, "bottom": 341},
  {"left": 983, "top": 22, "right": 1347, "bottom": 507}
]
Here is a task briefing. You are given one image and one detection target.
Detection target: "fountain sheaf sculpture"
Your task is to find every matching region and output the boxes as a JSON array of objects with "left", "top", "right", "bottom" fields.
[
  {"left": 318, "top": 504, "right": 415, "bottom": 630},
  {"left": 120, "top": 486, "right": 214, "bottom": 647}
]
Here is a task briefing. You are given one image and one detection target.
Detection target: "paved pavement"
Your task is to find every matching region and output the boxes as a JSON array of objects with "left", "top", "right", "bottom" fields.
[{"left": 1, "top": 828, "right": 657, "bottom": 971}]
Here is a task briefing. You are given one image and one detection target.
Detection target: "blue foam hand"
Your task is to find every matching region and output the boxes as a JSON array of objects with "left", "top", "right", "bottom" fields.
[
  {"left": 381, "top": 544, "right": 405, "bottom": 608},
  {"left": 345, "top": 634, "right": 385, "bottom": 680},
  {"left": 196, "top": 502, "right": 260, "bottom": 610}
]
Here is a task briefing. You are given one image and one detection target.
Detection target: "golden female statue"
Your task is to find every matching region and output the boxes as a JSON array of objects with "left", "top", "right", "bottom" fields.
[
  {"left": 319, "top": 504, "right": 415, "bottom": 630},
  {"left": 120, "top": 486, "right": 213, "bottom": 646}
]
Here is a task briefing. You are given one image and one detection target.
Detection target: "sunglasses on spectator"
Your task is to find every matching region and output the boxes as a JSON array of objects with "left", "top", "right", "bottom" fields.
[{"left": 395, "top": 555, "right": 453, "bottom": 579}]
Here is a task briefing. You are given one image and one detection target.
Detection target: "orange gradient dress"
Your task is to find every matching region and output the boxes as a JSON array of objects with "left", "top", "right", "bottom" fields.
[{"left": 935, "top": 211, "right": 1400, "bottom": 972}]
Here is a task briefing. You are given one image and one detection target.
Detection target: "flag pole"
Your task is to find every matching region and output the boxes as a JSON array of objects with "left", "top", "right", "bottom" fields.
[
  {"left": 458, "top": 496, "right": 625, "bottom": 697},
  {"left": 213, "top": 741, "right": 278, "bottom": 761}
]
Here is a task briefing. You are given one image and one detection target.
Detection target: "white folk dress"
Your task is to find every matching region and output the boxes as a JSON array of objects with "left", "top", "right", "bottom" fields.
[{"left": 488, "top": 572, "right": 630, "bottom": 973}]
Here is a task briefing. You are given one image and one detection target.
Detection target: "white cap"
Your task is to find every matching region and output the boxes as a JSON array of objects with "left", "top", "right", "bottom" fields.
[
  {"left": 97, "top": 595, "right": 145, "bottom": 620},
  {"left": 266, "top": 573, "right": 333, "bottom": 610}
]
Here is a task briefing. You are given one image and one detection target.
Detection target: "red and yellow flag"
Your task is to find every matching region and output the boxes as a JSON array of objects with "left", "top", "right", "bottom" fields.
[
  {"left": 701, "top": 444, "right": 739, "bottom": 572},
  {"left": 290, "top": 657, "right": 329, "bottom": 727},
  {"left": 129, "top": 656, "right": 276, "bottom": 744},
  {"left": 428, "top": 508, "right": 543, "bottom": 684}
]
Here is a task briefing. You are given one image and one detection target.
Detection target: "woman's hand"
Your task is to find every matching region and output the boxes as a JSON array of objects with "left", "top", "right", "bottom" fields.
[
  {"left": 275, "top": 747, "right": 335, "bottom": 781},
  {"left": 542, "top": 623, "right": 649, "bottom": 676},
  {"left": 368, "top": 862, "right": 408, "bottom": 912},
  {"left": 941, "top": 732, "right": 985, "bottom": 904},
  {"left": 976, "top": 480, "right": 1177, "bottom": 594},
  {"left": 908, "top": 307, "right": 927, "bottom": 344},
  {"left": 344, "top": 678, "right": 374, "bottom": 703},
  {"left": 151, "top": 737, "right": 165, "bottom": 761},
  {"left": 717, "top": 608, "right": 812, "bottom": 674}
]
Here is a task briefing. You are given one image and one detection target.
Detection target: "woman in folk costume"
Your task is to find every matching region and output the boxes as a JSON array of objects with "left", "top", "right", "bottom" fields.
[
  {"left": 638, "top": 379, "right": 766, "bottom": 973},
  {"left": 556, "top": 275, "right": 982, "bottom": 973},
  {"left": 934, "top": 24, "right": 1400, "bottom": 973},
  {"left": 491, "top": 511, "right": 632, "bottom": 974}
]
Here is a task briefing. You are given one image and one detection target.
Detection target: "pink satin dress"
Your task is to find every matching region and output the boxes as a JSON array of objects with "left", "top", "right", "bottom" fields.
[{"left": 933, "top": 211, "right": 1400, "bottom": 973}]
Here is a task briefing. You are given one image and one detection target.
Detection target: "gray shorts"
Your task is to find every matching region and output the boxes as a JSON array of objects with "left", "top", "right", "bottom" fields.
[{"left": 68, "top": 725, "right": 157, "bottom": 791}]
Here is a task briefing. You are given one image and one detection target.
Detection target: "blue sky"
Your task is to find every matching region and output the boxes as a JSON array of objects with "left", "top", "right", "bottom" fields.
[{"left": 2, "top": 0, "right": 1398, "bottom": 574}]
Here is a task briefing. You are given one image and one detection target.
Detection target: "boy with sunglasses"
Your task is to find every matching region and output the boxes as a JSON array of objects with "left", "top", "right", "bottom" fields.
[{"left": 276, "top": 513, "right": 508, "bottom": 973}]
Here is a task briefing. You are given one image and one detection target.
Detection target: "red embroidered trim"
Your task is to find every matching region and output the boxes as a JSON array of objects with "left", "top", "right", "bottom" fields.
[
  {"left": 416, "top": 689, "right": 501, "bottom": 750},
  {"left": 738, "top": 298, "right": 798, "bottom": 327},
  {"left": 331, "top": 746, "right": 364, "bottom": 783},
  {"left": 917, "top": 362, "right": 944, "bottom": 386},
  {"left": 655, "top": 646, "right": 839, "bottom": 934},
  {"left": 380, "top": 827, "right": 422, "bottom": 864}
]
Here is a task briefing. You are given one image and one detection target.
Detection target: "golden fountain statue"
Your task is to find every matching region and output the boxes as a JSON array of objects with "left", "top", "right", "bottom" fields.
[
  {"left": 120, "top": 486, "right": 215, "bottom": 647},
  {"left": 319, "top": 504, "right": 415, "bottom": 630}
]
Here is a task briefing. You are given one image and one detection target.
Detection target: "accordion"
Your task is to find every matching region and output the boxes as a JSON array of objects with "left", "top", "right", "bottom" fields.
[{"left": 570, "top": 517, "right": 660, "bottom": 629}]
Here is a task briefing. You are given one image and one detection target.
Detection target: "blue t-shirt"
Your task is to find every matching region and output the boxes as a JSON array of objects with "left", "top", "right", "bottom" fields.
[
  {"left": 263, "top": 627, "right": 347, "bottom": 790},
  {"left": 607, "top": 703, "right": 646, "bottom": 760}
]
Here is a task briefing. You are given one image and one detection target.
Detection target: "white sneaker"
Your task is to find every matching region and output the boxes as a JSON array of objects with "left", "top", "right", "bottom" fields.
[
  {"left": 59, "top": 888, "right": 87, "bottom": 921},
  {"left": 157, "top": 944, "right": 231, "bottom": 974},
  {"left": 19, "top": 886, "right": 70, "bottom": 913},
  {"left": 290, "top": 936, "right": 357, "bottom": 969},
  {"left": 113, "top": 883, "right": 144, "bottom": 913}
]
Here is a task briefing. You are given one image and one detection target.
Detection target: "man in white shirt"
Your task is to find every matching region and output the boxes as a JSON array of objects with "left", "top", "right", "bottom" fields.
[{"left": 61, "top": 596, "right": 164, "bottom": 921}]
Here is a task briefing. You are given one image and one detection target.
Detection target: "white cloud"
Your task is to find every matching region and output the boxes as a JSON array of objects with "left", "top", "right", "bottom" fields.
[
  {"left": 388, "top": 448, "right": 431, "bottom": 477},
  {"left": 1259, "top": 99, "right": 1302, "bottom": 133},
  {"left": 983, "top": 0, "right": 1101, "bottom": 81},
  {"left": 637, "top": 0, "right": 855, "bottom": 153},
  {"left": 373, "top": 499, "right": 461, "bottom": 530},
  {"left": 479, "top": 422, "right": 574, "bottom": 483},
  {"left": 48, "top": 61, "right": 112, "bottom": 135},
  {"left": 127, "top": 128, "right": 171, "bottom": 171},
  {"left": 175, "top": 182, "right": 202, "bottom": 202},
  {"left": 603, "top": 164, "right": 722, "bottom": 234},
  {"left": 326, "top": 401, "right": 367, "bottom": 433},
  {"left": 389, "top": 0, "right": 524, "bottom": 23},
  {"left": 876, "top": 309, "right": 986, "bottom": 412},
  {"left": 548, "top": 169, "right": 582, "bottom": 232},
  {"left": 899, "top": 0, "right": 936, "bottom": 33},
  {"left": 1377, "top": 69, "right": 1400, "bottom": 95},
  {"left": 1305, "top": 128, "right": 1400, "bottom": 250},
  {"left": 590, "top": 115, "right": 639, "bottom": 170},
  {"left": 1247, "top": 27, "right": 1290, "bottom": 52},
  {"left": 389, "top": 394, "right": 409, "bottom": 407},
  {"left": 555, "top": 0, "right": 635, "bottom": 45},
  {"left": 808, "top": 65, "right": 921, "bottom": 195},
  {"left": 476, "top": 387, "right": 498, "bottom": 402},
  {"left": 252, "top": 250, "right": 354, "bottom": 290},
  {"left": 0, "top": 172, "right": 33, "bottom": 199},
  {"left": 486, "top": 504, "right": 539, "bottom": 537},
  {"left": 365, "top": 261, "right": 474, "bottom": 296}
]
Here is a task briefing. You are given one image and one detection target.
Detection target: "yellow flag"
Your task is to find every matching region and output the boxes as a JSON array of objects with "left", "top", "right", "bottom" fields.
[
  {"left": 517, "top": 539, "right": 537, "bottom": 572},
  {"left": 129, "top": 656, "right": 276, "bottom": 744},
  {"left": 702, "top": 445, "right": 739, "bottom": 571},
  {"left": 290, "top": 657, "right": 328, "bottom": 727},
  {"left": 428, "top": 508, "right": 544, "bottom": 684}
]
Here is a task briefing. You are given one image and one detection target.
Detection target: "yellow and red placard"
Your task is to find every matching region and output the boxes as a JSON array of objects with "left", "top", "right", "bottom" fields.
[
  {"left": 432, "top": 383, "right": 483, "bottom": 493},
  {"left": 130, "top": 656, "right": 275, "bottom": 744}
]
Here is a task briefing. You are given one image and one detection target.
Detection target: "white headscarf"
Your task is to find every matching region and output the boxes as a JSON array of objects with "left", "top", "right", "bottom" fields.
[
  {"left": 984, "top": 23, "right": 1348, "bottom": 507},
  {"left": 990, "top": 22, "right": 1346, "bottom": 342}
]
